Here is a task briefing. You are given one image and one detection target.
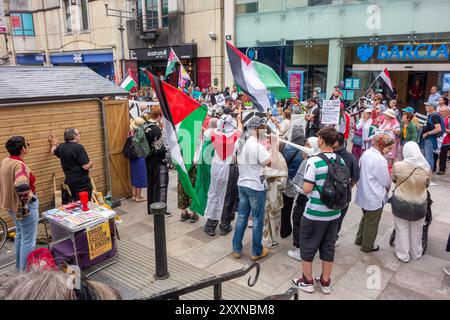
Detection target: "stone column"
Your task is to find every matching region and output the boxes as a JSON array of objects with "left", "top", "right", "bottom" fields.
[{"left": 326, "top": 39, "right": 345, "bottom": 98}]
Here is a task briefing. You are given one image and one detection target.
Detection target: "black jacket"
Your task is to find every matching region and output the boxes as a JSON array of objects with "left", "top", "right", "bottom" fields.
[{"left": 335, "top": 147, "right": 360, "bottom": 186}]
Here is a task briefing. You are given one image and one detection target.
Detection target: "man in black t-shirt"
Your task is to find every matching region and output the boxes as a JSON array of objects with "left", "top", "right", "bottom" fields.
[
  {"left": 422, "top": 102, "right": 442, "bottom": 172},
  {"left": 49, "top": 128, "right": 93, "bottom": 202},
  {"left": 305, "top": 98, "right": 321, "bottom": 139}
]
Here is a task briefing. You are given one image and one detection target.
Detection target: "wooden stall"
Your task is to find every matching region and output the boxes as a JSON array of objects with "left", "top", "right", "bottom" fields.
[{"left": 0, "top": 66, "right": 131, "bottom": 229}]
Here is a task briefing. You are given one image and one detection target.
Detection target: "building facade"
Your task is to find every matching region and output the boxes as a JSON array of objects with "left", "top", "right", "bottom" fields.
[
  {"left": 127, "top": 0, "right": 231, "bottom": 90},
  {"left": 0, "top": 0, "right": 135, "bottom": 80},
  {"left": 234, "top": 0, "right": 450, "bottom": 106}
]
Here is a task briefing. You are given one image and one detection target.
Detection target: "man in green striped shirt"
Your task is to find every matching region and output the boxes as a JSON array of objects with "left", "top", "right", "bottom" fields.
[{"left": 291, "top": 127, "right": 342, "bottom": 295}]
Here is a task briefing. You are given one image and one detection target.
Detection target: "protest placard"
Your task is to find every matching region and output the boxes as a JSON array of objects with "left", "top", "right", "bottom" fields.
[
  {"left": 321, "top": 100, "right": 341, "bottom": 125},
  {"left": 215, "top": 94, "right": 225, "bottom": 106},
  {"left": 87, "top": 221, "right": 112, "bottom": 260}
]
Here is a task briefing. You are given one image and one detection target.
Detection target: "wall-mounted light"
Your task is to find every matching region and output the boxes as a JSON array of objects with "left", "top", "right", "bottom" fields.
[{"left": 209, "top": 32, "right": 217, "bottom": 40}]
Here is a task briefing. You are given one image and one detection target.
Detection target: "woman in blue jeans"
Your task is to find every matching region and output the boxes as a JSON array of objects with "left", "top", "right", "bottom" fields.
[
  {"left": 232, "top": 111, "right": 277, "bottom": 261},
  {"left": 0, "top": 136, "right": 39, "bottom": 271}
]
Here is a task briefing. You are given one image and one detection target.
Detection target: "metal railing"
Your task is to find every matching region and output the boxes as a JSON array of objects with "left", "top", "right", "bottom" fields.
[{"left": 144, "top": 263, "right": 260, "bottom": 300}]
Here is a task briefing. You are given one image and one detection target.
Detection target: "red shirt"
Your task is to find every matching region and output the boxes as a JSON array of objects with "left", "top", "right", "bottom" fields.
[{"left": 9, "top": 156, "right": 36, "bottom": 193}]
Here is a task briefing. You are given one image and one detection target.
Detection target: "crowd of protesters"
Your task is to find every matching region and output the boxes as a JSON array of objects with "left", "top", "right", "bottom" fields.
[{"left": 1, "top": 78, "right": 450, "bottom": 299}]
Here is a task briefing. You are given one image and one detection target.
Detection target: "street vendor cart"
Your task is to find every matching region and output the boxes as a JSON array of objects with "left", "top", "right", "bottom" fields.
[{"left": 42, "top": 202, "right": 118, "bottom": 275}]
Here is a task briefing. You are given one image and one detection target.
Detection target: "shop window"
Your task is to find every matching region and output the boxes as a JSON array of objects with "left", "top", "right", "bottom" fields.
[
  {"left": 11, "top": 13, "right": 35, "bottom": 36},
  {"left": 236, "top": 1, "right": 258, "bottom": 14},
  {"left": 80, "top": 0, "right": 89, "bottom": 31}
]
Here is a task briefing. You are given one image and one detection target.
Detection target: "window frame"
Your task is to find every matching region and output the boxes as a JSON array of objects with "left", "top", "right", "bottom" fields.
[
  {"left": 63, "top": 0, "right": 90, "bottom": 34},
  {"left": 11, "top": 12, "right": 35, "bottom": 37},
  {"left": 140, "top": 0, "right": 169, "bottom": 31}
]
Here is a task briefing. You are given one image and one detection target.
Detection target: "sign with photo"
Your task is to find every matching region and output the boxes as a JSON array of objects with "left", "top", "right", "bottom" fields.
[
  {"left": 215, "top": 94, "right": 225, "bottom": 106},
  {"left": 321, "top": 100, "right": 341, "bottom": 125}
]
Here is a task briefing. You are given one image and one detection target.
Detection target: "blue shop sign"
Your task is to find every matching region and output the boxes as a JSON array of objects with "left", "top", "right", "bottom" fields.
[
  {"left": 50, "top": 52, "right": 113, "bottom": 64},
  {"left": 357, "top": 43, "right": 449, "bottom": 62},
  {"left": 16, "top": 54, "right": 46, "bottom": 65}
]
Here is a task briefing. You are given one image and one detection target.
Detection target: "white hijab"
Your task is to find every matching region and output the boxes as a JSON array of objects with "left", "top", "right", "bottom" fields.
[
  {"left": 402, "top": 141, "right": 431, "bottom": 172},
  {"left": 298, "top": 137, "right": 320, "bottom": 157}
]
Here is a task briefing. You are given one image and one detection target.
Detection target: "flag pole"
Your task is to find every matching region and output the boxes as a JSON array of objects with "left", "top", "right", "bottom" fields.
[
  {"left": 278, "top": 138, "right": 315, "bottom": 155},
  {"left": 347, "top": 73, "right": 381, "bottom": 109}
]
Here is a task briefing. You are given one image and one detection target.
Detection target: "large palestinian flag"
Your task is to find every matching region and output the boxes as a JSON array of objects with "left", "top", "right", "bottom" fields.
[
  {"left": 226, "top": 41, "right": 291, "bottom": 112},
  {"left": 144, "top": 69, "right": 207, "bottom": 207}
]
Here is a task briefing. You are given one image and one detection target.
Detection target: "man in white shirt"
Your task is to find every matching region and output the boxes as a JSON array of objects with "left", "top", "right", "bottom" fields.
[
  {"left": 355, "top": 133, "right": 394, "bottom": 252},
  {"left": 232, "top": 111, "right": 278, "bottom": 262}
]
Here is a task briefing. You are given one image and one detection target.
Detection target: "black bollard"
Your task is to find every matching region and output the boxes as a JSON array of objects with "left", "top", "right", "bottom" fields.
[{"left": 150, "top": 202, "right": 169, "bottom": 280}]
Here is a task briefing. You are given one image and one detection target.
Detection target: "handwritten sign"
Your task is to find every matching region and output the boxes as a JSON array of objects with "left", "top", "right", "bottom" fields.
[
  {"left": 215, "top": 94, "right": 225, "bottom": 106},
  {"left": 87, "top": 221, "right": 112, "bottom": 260},
  {"left": 321, "top": 100, "right": 341, "bottom": 125}
]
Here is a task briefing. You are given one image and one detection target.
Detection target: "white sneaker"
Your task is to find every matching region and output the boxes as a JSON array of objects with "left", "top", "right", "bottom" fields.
[
  {"left": 288, "top": 248, "right": 302, "bottom": 261},
  {"left": 430, "top": 181, "right": 438, "bottom": 186}
]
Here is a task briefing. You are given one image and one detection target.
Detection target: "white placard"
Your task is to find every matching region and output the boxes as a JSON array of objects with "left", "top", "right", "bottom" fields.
[
  {"left": 215, "top": 94, "right": 225, "bottom": 106},
  {"left": 128, "top": 100, "right": 159, "bottom": 119},
  {"left": 321, "top": 100, "right": 341, "bottom": 125}
]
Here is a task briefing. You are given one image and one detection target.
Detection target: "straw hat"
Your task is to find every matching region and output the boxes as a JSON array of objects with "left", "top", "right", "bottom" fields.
[{"left": 383, "top": 109, "right": 396, "bottom": 119}]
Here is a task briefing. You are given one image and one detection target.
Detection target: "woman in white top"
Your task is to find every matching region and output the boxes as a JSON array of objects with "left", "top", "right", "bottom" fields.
[{"left": 355, "top": 133, "right": 394, "bottom": 252}]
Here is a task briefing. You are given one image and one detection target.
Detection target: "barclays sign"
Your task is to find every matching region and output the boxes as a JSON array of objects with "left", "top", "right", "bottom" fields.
[{"left": 357, "top": 43, "right": 449, "bottom": 62}]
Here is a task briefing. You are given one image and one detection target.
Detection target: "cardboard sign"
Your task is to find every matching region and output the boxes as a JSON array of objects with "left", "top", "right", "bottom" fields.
[
  {"left": 87, "top": 221, "right": 112, "bottom": 260},
  {"left": 215, "top": 94, "right": 225, "bottom": 106},
  {"left": 321, "top": 100, "right": 341, "bottom": 125}
]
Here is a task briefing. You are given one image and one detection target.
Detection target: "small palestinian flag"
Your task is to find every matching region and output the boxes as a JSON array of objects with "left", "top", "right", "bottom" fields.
[
  {"left": 226, "top": 41, "right": 291, "bottom": 112},
  {"left": 144, "top": 69, "right": 207, "bottom": 208},
  {"left": 119, "top": 68, "right": 136, "bottom": 92},
  {"left": 165, "top": 48, "right": 179, "bottom": 77}
]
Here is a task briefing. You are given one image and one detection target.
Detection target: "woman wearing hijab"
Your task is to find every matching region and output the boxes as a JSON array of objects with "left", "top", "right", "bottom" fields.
[
  {"left": 288, "top": 137, "right": 320, "bottom": 261},
  {"left": 355, "top": 133, "right": 394, "bottom": 252},
  {"left": 390, "top": 141, "right": 431, "bottom": 263}
]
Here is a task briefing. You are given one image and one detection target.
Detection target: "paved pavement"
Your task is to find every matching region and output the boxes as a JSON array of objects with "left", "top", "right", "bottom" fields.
[{"left": 1, "top": 170, "right": 449, "bottom": 300}]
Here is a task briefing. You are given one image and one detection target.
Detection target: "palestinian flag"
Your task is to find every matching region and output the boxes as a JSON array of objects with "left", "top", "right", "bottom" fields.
[
  {"left": 375, "top": 68, "right": 395, "bottom": 98},
  {"left": 144, "top": 69, "right": 207, "bottom": 208},
  {"left": 165, "top": 48, "right": 179, "bottom": 77},
  {"left": 226, "top": 41, "right": 291, "bottom": 112},
  {"left": 119, "top": 68, "right": 136, "bottom": 92}
]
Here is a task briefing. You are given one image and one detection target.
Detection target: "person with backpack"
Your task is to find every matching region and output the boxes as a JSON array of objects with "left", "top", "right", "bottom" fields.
[
  {"left": 127, "top": 117, "right": 147, "bottom": 202},
  {"left": 291, "top": 127, "right": 349, "bottom": 294},
  {"left": 421, "top": 102, "right": 443, "bottom": 174},
  {"left": 142, "top": 106, "right": 170, "bottom": 215},
  {"left": 355, "top": 133, "right": 394, "bottom": 252}
]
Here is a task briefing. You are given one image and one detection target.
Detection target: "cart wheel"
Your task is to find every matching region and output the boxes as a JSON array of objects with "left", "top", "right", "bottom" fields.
[{"left": 0, "top": 218, "right": 7, "bottom": 249}]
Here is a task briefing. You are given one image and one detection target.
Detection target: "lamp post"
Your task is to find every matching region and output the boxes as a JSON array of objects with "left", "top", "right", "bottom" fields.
[{"left": 104, "top": 1, "right": 136, "bottom": 80}]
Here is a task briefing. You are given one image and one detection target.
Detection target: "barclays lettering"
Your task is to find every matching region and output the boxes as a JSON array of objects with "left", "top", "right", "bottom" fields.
[{"left": 357, "top": 44, "right": 449, "bottom": 62}]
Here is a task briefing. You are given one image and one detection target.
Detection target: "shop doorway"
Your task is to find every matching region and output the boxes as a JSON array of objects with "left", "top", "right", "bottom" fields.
[{"left": 390, "top": 71, "right": 439, "bottom": 113}]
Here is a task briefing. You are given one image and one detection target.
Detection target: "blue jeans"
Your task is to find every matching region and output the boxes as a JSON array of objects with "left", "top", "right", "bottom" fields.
[
  {"left": 422, "top": 138, "right": 436, "bottom": 171},
  {"left": 8, "top": 197, "right": 39, "bottom": 271},
  {"left": 232, "top": 186, "right": 266, "bottom": 257}
]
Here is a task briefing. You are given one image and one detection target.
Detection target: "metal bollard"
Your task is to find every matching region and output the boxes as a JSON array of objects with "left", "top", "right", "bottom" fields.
[{"left": 150, "top": 202, "right": 170, "bottom": 280}]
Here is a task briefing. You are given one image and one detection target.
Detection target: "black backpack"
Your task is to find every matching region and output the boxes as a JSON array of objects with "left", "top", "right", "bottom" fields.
[
  {"left": 316, "top": 153, "right": 351, "bottom": 211},
  {"left": 122, "top": 136, "right": 139, "bottom": 159}
]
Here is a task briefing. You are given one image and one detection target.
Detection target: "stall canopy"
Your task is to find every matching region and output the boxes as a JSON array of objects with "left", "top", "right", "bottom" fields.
[{"left": 0, "top": 66, "right": 127, "bottom": 104}]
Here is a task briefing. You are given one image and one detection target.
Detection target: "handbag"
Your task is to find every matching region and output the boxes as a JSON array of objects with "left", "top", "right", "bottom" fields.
[
  {"left": 351, "top": 127, "right": 363, "bottom": 146},
  {"left": 122, "top": 136, "right": 139, "bottom": 159},
  {"left": 387, "top": 168, "right": 417, "bottom": 205}
]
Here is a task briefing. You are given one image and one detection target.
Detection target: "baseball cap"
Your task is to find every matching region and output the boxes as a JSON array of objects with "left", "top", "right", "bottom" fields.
[{"left": 424, "top": 101, "right": 438, "bottom": 108}]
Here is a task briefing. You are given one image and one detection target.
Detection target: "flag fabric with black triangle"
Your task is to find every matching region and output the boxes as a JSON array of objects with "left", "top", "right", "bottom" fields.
[
  {"left": 119, "top": 68, "right": 136, "bottom": 92},
  {"left": 226, "top": 41, "right": 291, "bottom": 112},
  {"left": 143, "top": 69, "right": 207, "bottom": 209},
  {"left": 376, "top": 68, "right": 395, "bottom": 98}
]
